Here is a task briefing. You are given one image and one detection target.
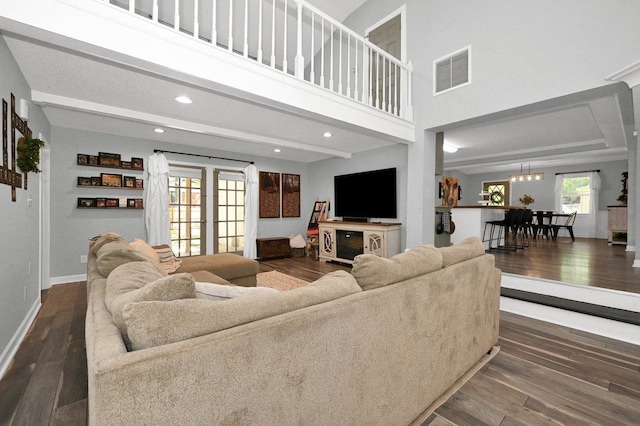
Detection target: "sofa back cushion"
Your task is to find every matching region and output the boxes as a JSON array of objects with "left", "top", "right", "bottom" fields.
[
  {"left": 130, "top": 238, "right": 160, "bottom": 263},
  {"left": 96, "top": 240, "right": 161, "bottom": 277},
  {"left": 89, "top": 232, "right": 125, "bottom": 255},
  {"left": 439, "top": 237, "right": 486, "bottom": 268},
  {"left": 351, "top": 245, "right": 443, "bottom": 290},
  {"left": 123, "top": 270, "right": 361, "bottom": 350},
  {"left": 106, "top": 261, "right": 196, "bottom": 338}
]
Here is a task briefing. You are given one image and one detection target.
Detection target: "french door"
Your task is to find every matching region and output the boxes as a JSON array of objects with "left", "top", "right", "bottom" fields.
[
  {"left": 169, "top": 166, "right": 205, "bottom": 256},
  {"left": 214, "top": 170, "right": 245, "bottom": 254}
]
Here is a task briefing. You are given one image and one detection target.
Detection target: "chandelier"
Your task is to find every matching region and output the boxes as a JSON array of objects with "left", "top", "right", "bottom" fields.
[{"left": 509, "top": 163, "right": 544, "bottom": 182}]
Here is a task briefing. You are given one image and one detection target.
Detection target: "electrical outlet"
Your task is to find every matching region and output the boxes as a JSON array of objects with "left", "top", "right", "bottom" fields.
[{"left": 80, "top": 255, "right": 87, "bottom": 264}]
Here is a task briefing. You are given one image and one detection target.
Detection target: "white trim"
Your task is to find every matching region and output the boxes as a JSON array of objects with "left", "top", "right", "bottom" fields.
[
  {"left": 433, "top": 45, "right": 472, "bottom": 96},
  {"left": 634, "top": 259, "right": 640, "bottom": 268},
  {"left": 626, "top": 245, "right": 636, "bottom": 252},
  {"left": 0, "top": 298, "right": 41, "bottom": 379},
  {"left": 500, "top": 297, "right": 640, "bottom": 346},
  {"left": 364, "top": 5, "right": 407, "bottom": 63},
  {"left": 39, "top": 139, "right": 51, "bottom": 290},
  {"left": 50, "top": 274, "right": 87, "bottom": 285}
]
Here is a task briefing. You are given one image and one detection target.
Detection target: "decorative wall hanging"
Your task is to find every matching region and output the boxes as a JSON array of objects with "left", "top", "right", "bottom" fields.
[
  {"left": 281, "top": 173, "right": 300, "bottom": 217},
  {"left": 440, "top": 176, "right": 459, "bottom": 207},
  {"left": 1, "top": 93, "right": 33, "bottom": 201},
  {"left": 259, "top": 171, "right": 280, "bottom": 218}
]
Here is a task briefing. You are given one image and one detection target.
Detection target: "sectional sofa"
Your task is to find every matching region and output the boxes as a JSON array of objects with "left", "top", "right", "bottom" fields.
[{"left": 85, "top": 234, "right": 501, "bottom": 425}]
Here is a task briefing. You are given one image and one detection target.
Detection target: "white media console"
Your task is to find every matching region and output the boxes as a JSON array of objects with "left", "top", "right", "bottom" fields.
[{"left": 318, "top": 221, "right": 401, "bottom": 264}]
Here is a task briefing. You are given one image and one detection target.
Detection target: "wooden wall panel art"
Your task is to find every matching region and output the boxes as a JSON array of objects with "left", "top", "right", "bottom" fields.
[
  {"left": 259, "top": 171, "right": 280, "bottom": 218},
  {"left": 1, "top": 93, "right": 29, "bottom": 201},
  {"left": 281, "top": 173, "right": 300, "bottom": 217}
]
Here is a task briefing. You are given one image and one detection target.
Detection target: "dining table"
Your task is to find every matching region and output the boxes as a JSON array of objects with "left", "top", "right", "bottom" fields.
[{"left": 532, "top": 211, "right": 572, "bottom": 239}]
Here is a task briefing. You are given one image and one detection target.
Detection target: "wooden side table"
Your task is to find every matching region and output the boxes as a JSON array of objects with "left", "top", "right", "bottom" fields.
[{"left": 256, "top": 237, "right": 290, "bottom": 260}]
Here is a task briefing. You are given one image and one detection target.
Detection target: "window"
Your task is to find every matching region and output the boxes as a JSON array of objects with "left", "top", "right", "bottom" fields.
[
  {"left": 560, "top": 176, "right": 591, "bottom": 214},
  {"left": 215, "top": 170, "right": 245, "bottom": 254},
  {"left": 169, "top": 166, "right": 205, "bottom": 257},
  {"left": 482, "top": 181, "right": 510, "bottom": 206},
  {"left": 434, "top": 46, "right": 471, "bottom": 95}
]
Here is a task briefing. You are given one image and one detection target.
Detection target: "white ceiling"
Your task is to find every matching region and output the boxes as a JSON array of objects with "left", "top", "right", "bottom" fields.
[
  {"left": 1, "top": 0, "right": 633, "bottom": 169},
  {"left": 437, "top": 83, "right": 634, "bottom": 175}
]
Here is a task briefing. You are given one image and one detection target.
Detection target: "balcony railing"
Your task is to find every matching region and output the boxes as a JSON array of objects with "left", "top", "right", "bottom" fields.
[{"left": 103, "top": 0, "right": 413, "bottom": 120}]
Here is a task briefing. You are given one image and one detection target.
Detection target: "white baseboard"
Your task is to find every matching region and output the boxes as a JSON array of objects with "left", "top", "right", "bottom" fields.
[
  {"left": 625, "top": 245, "right": 636, "bottom": 252},
  {"left": 634, "top": 259, "right": 640, "bottom": 268},
  {"left": 50, "top": 274, "right": 87, "bottom": 285},
  {"left": 0, "top": 298, "right": 41, "bottom": 379},
  {"left": 500, "top": 297, "right": 640, "bottom": 346}
]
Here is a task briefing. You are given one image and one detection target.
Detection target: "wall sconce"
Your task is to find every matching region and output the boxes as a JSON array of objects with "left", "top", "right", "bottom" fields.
[{"left": 19, "top": 98, "right": 29, "bottom": 120}]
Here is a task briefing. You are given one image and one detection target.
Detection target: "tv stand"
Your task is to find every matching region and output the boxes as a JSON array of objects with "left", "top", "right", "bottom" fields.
[{"left": 318, "top": 221, "right": 401, "bottom": 264}]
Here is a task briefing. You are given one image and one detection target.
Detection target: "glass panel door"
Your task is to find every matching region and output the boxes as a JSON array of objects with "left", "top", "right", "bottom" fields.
[
  {"left": 214, "top": 170, "right": 245, "bottom": 254},
  {"left": 169, "top": 166, "right": 205, "bottom": 256}
]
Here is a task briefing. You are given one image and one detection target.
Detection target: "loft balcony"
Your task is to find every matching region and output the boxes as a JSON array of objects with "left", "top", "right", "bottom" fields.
[{"left": 0, "top": 0, "right": 415, "bottom": 162}]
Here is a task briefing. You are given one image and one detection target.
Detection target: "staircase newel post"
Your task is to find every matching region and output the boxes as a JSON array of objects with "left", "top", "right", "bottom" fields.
[{"left": 294, "top": 0, "right": 305, "bottom": 79}]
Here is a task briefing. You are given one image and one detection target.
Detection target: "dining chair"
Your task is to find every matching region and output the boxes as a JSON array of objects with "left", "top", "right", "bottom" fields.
[
  {"left": 551, "top": 211, "right": 577, "bottom": 241},
  {"left": 483, "top": 209, "right": 517, "bottom": 251}
]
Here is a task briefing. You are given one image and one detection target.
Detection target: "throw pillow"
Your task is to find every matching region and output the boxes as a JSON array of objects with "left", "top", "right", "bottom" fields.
[
  {"left": 439, "top": 236, "right": 485, "bottom": 268},
  {"left": 195, "top": 281, "right": 279, "bottom": 301},
  {"left": 289, "top": 233, "right": 306, "bottom": 249},
  {"left": 351, "top": 245, "right": 443, "bottom": 291},
  {"left": 153, "top": 244, "right": 183, "bottom": 274},
  {"left": 106, "top": 262, "right": 195, "bottom": 336},
  {"left": 130, "top": 238, "right": 160, "bottom": 263}
]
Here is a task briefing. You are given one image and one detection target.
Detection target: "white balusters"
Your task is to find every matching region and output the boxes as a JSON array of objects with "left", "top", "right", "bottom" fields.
[
  {"left": 243, "top": 0, "right": 248, "bottom": 57},
  {"left": 101, "top": 0, "right": 413, "bottom": 120},
  {"left": 228, "top": 0, "right": 233, "bottom": 51}
]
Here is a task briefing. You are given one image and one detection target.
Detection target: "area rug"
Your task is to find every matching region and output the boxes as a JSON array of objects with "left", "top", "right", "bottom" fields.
[{"left": 256, "top": 270, "right": 310, "bottom": 291}]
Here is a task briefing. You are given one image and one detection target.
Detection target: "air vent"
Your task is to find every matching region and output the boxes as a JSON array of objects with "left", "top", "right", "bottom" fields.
[{"left": 434, "top": 46, "right": 471, "bottom": 95}]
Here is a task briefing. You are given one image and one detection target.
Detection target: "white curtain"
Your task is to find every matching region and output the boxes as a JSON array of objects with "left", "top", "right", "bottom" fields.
[
  {"left": 243, "top": 164, "right": 258, "bottom": 259},
  {"left": 145, "top": 152, "right": 170, "bottom": 245}
]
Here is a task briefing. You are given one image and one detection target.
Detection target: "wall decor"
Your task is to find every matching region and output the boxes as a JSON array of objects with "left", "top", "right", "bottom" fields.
[
  {"left": 281, "top": 173, "right": 300, "bottom": 217},
  {"left": 101, "top": 173, "right": 123, "bottom": 187},
  {"left": 1, "top": 93, "right": 33, "bottom": 201},
  {"left": 78, "top": 197, "right": 97, "bottom": 208},
  {"left": 98, "top": 152, "right": 121, "bottom": 168},
  {"left": 78, "top": 177, "right": 92, "bottom": 186},
  {"left": 135, "top": 178, "right": 143, "bottom": 189},
  {"left": 131, "top": 157, "right": 144, "bottom": 170},
  {"left": 259, "top": 171, "right": 280, "bottom": 218},
  {"left": 124, "top": 176, "right": 135, "bottom": 188}
]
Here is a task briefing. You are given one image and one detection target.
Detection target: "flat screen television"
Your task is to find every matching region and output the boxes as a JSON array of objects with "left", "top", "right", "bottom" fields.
[{"left": 334, "top": 168, "right": 397, "bottom": 220}]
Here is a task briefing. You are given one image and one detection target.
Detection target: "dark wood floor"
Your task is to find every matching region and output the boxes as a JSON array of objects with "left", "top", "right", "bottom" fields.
[
  {"left": 1, "top": 255, "right": 639, "bottom": 425},
  {"left": 491, "top": 236, "right": 640, "bottom": 294}
]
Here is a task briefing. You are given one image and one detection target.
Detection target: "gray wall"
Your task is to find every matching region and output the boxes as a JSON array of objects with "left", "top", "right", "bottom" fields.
[
  {"left": 0, "top": 35, "right": 51, "bottom": 365},
  {"left": 308, "top": 143, "right": 408, "bottom": 249},
  {"left": 50, "top": 127, "right": 310, "bottom": 279}
]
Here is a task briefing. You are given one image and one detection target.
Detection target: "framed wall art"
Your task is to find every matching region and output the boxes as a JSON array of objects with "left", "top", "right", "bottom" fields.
[
  {"left": 259, "top": 171, "right": 280, "bottom": 218},
  {"left": 281, "top": 173, "right": 300, "bottom": 217},
  {"left": 101, "top": 173, "right": 122, "bottom": 187}
]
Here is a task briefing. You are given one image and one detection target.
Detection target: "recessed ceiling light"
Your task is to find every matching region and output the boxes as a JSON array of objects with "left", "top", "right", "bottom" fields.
[
  {"left": 154, "top": 128, "right": 165, "bottom": 133},
  {"left": 174, "top": 95, "right": 193, "bottom": 104},
  {"left": 323, "top": 131, "right": 333, "bottom": 138},
  {"left": 274, "top": 148, "right": 281, "bottom": 153}
]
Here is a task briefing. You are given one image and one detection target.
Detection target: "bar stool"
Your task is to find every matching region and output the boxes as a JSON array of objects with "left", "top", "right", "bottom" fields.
[{"left": 483, "top": 209, "right": 517, "bottom": 251}]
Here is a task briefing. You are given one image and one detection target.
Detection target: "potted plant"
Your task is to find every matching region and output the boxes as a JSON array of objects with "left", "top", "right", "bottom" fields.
[
  {"left": 16, "top": 136, "right": 45, "bottom": 174},
  {"left": 519, "top": 193, "right": 535, "bottom": 208}
]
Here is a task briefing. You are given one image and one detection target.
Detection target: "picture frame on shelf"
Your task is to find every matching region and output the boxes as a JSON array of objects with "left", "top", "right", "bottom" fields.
[
  {"left": 96, "top": 198, "right": 106, "bottom": 208},
  {"left": 105, "top": 198, "right": 119, "bottom": 208},
  {"left": 98, "top": 152, "right": 121, "bottom": 168},
  {"left": 101, "top": 173, "right": 122, "bottom": 187},
  {"left": 77, "top": 176, "right": 92, "bottom": 186},
  {"left": 135, "top": 178, "right": 143, "bottom": 189},
  {"left": 131, "top": 157, "right": 144, "bottom": 170},
  {"left": 121, "top": 161, "right": 132, "bottom": 169},
  {"left": 78, "top": 197, "right": 96, "bottom": 208},
  {"left": 134, "top": 199, "right": 143, "bottom": 209},
  {"left": 124, "top": 176, "right": 135, "bottom": 188},
  {"left": 91, "top": 176, "right": 101, "bottom": 186},
  {"left": 88, "top": 155, "right": 99, "bottom": 166},
  {"left": 127, "top": 198, "right": 136, "bottom": 208},
  {"left": 77, "top": 154, "right": 89, "bottom": 165}
]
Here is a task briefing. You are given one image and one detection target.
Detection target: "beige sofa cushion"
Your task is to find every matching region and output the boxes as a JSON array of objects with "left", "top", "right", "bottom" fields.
[
  {"left": 439, "top": 237, "right": 486, "bottom": 268},
  {"left": 351, "top": 245, "right": 443, "bottom": 290},
  {"left": 189, "top": 270, "right": 231, "bottom": 284},
  {"left": 195, "top": 282, "right": 279, "bottom": 301},
  {"left": 96, "top": 242, "right": 154, "bottom": 277},
  {"left": 89, "top": 232, "right": 125, "bottom": 255},
  {"left": 106, "top": 261, "right": 195, "bottom": 335},
  {"left": 123, "top": 270, "right": 361, "bottom": 350},
  {"left": 130, "top": 238, "right": 160, "bottom": 263}
]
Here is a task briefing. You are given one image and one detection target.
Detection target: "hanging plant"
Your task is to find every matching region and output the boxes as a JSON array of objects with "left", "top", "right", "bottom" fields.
[{"left": 17, "top": 136, "right": 45, "bottom": 173}]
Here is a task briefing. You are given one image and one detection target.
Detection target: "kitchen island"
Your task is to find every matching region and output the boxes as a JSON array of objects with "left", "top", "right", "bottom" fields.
[{"left": 450, "top": 206, "right": 516, "bottom": 249}]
